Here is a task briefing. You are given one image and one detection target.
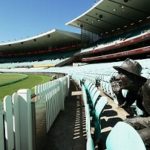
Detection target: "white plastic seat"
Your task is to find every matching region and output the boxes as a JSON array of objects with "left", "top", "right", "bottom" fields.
[
  {"left": 90, "top": 87, "right": 97, "bottom": 99},
  {"left": 86, "top": 134, "right": 95, "bottom": 150},
  {"left": 95, "top": 96, "right": 108, "bottom": 119},
  {"left": 106, "top": 121, "right": 146, "bottom": 150},
  {"left": 93, "top": 96, "right": 108, "bottom": 142},
  {"left": 92, "top": 91, "right": 100, "bottom": 107}
]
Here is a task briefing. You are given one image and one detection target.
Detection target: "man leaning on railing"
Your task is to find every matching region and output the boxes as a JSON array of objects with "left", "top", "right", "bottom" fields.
[
  {"left": 110, "top": 58, "right": 150, "bottom": 148},
  {"left": 110, "top": 58, "right": 147, "bottom": 115}
]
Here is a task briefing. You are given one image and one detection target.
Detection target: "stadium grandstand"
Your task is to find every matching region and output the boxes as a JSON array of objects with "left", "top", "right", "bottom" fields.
[{"left": 0, "top": 0, "right": 150, "bottom": 150}]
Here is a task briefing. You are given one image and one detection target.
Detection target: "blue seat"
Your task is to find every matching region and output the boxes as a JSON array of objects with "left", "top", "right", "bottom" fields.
[
  {"left": 106, "top": 121, "right": 146, "bottom": 150},
  {"left": 92, "top": 91, "right": 101, "bottom": 107},
  {"left": 82, "top": 85, "right": 95, "bottom": 150},
  {"left": 93, "top": 96, "right": 108, "bottom": 143},
  {"left": 84, "top": 80, "right": 91, "bottom": 89},
  {"left": 95, "top": 96, "right": 108, "bottom": 119},
  {"left": 86, "top": 134, "right": 95, "bottom": 150},
  {"left": 90, "top": 87, "right": 97, "bottom": 99},
  {"left": 89, "top": 85, "right": 95, "bottom": 93}
]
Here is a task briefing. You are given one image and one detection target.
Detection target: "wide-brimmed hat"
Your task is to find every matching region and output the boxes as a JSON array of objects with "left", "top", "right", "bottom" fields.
[{"left": 113, "top": 58, "right": 147, "bottom": 82}]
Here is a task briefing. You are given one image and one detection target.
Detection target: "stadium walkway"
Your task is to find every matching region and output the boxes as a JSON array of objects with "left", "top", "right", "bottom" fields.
[
  {"left": 44, "top": 79, "right": 86, "bottom": 150},
  {"left": 36, "top": 79, "right": 128, "bottom": 150}
]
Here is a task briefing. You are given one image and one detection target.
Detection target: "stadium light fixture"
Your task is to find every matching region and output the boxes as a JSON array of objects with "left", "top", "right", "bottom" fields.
[
  {"left": 99, "top": 14, "right": 103, "bottom": 19},
  {"left": 97, "top": 14, "right": 103, "bottom": 21},
  {"left": 121, "top": 5, "right": 124, "bottom": 9},
  {"left": 130, "top": 22, "right": 134, "bottom": 26},
  {"left": 80, "top": 24, "right": 83, "bottom": 28},
  {"left": 146, "top": 16, "right": 150, "bottom": 19},
  {"left": 47, "top": 34, "right": 50, "bottom": 38}
]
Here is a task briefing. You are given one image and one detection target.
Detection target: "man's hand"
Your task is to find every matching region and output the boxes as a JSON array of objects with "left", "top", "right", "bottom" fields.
[{"left": 110, "top": 76, "right": 121, "bottom": 95}]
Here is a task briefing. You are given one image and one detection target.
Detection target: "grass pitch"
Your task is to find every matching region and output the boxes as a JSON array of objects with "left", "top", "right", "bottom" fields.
[{"left": 0, "top": 73, "right": 52, "bottom": 101}]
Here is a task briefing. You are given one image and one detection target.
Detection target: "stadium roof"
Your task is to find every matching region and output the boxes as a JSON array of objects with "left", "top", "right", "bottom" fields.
[
  {"left": 0, "top": 29, "right": 81, "bottom": 52},
  {"left": 66, "top": 0, "right": 150, "bottom": 34},
  {"left": 0, "top": 0, "right": 149, "bottom": 53}
]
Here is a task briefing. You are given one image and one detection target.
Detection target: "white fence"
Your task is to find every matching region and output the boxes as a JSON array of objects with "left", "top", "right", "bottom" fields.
[
  {"left": 35, "top": 75, "right": 69, "bottom": 132},
  {"left": 0, "top": 75, "right": 69, "bottom": 150}
]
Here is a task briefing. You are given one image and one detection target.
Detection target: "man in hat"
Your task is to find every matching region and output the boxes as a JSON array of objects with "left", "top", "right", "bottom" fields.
[
  {"left": 124, "top": 79, "right": 150, "bottom": 148},
  {"left": 110, "top": 58, "right": 148, "bottom": 116}
]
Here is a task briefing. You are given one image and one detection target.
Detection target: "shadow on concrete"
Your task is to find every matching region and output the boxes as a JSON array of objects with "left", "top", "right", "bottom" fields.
[{"left": 43, "top": 79, "right": 86, "bottom": 150}]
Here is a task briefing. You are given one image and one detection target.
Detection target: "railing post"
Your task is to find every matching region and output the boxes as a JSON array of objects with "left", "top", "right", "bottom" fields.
[
  {"left": 3, "top": 95, "right": 14, "bottom": 150},
  {"left": 67, "top": 75, "right": 70, "bottom": 93},
  {"left": 59, "top": 78, "right": 65, "bottom": 111},
  {"left": 17, "top": 89, "right": 34, "bottom": 150},
  {"left": 0, "top": 102, "right": 4, "bottom": 150}
]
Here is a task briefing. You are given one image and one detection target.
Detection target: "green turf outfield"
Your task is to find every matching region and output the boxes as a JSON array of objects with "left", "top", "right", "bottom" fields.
[
  {"left": 0, "top": 73, "right": 28, "bottom": 86},
  {"left": 0, "top": 73, "right": 52, "bottom": 101}
]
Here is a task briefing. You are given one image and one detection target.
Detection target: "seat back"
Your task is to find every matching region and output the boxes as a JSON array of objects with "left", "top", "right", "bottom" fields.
[
  {"left": 93, "top": 96, "right": 108, "bottom": 143},
  {"left": 86, "top": 134, "right": 95, "bottom": 150},
  {"left": 106, "top": 121, "right": 146, "bottom": 150},
  {"left": 95, "top": 96, "right": 108, "bottom": 119},
  {"left": 90, "top": 87, "right": 97, "bottom": 99},
  {"left": 92, "top": 91, "right": 101, "bottom": 107}
]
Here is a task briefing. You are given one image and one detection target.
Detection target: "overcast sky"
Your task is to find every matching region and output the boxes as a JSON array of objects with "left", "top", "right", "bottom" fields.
[{"left": 0, "top": 0, "right": 95, "bottom": 42}]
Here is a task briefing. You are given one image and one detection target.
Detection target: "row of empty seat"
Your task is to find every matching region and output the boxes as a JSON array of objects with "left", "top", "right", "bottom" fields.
[
  {"left": 81, "top": 79, "right": 146, "bottom": 150},
  {"left": 78, "top": 25, "right": 150, "bottom": 56},
  {"left": 81, "top": 80, "right": 108, "bottom": 149}
]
